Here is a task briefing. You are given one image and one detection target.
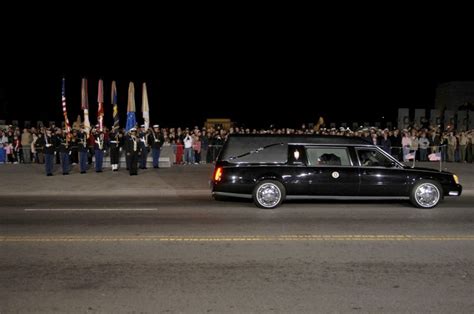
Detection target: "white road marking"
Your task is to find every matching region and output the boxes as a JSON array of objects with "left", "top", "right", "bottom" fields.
[{"left": 24, "top": 208, "right": 158, "bottom": 211}]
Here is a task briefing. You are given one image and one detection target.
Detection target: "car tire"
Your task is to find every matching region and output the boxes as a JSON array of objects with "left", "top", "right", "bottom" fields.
[
  {"left": 410, "top": 180, "right": 443, "bottom": 209},
  {"left": 253, "top": 180, "right": 285, "bottom": 209}
]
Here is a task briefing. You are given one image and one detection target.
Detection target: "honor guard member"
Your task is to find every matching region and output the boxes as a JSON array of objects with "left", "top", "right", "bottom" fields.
[
  {"left": 40, "top": 128, "right": 55, "bottom": 176},
  {"left": 94, "top": 127, "right": 106, "bottom": 172},
  {"left": 125, "top": 127, "right": 141, "bottom": 175},
  {"left": 109, "top": 126, "right": 121, "bottom": 171},
  {"left": 78, "top": 126, "right": 89, "bottom": 174},
  {"left": 138, "top": 124, "right": 149, "bottom": 169},
  {"left": 58, "top": 130, "right": 71, "bottom": 175},
  {"left": 150, "top": 124, "right": 164, "bottom": 168}
]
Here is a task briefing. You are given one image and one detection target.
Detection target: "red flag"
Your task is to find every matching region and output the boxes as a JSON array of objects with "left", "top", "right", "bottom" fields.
[{"left": 97, "top": 79, "right": 104, "bottom": 131}]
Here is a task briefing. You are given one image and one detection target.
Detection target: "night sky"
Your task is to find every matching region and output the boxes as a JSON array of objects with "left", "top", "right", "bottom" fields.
[{"left": 2, "top": 13, "right": 474, "bottom": 129}]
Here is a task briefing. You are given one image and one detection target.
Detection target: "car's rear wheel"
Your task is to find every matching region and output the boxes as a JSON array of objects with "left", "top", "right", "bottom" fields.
[
  {"left": 410, "top": 180, "right": 443, "bottom": 209},
  {"left": 253, "top": 180, "right": 285, "bottom": 209}
]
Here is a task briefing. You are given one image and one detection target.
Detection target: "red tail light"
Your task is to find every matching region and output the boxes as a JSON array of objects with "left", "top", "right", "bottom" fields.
[{"left": 214, "top": 167, "right": 223, "bottom": 182}]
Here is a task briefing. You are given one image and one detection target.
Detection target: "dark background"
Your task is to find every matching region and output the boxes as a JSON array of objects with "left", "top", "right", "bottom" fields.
[{"left": 1, "top": 9, "right": 473, "bottom": 129}]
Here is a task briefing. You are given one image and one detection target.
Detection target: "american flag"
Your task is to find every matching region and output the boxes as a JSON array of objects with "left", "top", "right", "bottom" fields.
[
  {"left": 81, "top": 78, "right": 91, "bottom": 133},
  {"left": 61, "top": 78, "right": 71, "bottom": 134},
  {"left": 111, "top": 80, "right": 119, "bottom": 128},
  {"left": 97, "top": 79, "right": 104, "bottom": 132},
  {"left": 428, "top": 152, "right": 441, "bottom": 161},
  {"left": 404, "top": 152, "right": 415, "bottom": 160}
]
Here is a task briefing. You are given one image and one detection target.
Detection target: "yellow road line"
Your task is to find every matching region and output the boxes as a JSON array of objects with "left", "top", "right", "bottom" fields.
[{"left": 1, "top": 235, "right": 474, "bottom": 242}]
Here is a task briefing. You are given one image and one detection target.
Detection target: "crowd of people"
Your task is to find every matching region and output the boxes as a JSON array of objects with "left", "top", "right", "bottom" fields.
[{"left": 1, "top": 122, "right": 473, "bottom": 176}]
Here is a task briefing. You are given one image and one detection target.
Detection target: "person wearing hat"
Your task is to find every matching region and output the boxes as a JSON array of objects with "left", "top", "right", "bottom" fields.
[
  {"left": 138, "top": 124, "right": 149, "bottom": 169},
  {"left": 58, "top": 130, "right": 71, "bottom": 175},
  {"left": 93, "top": 129, "right": 107, "bottom": 172},
  {"left": 125, "top": 127, "right": 141, "bottom": 175},
  {"left": 150, "top": 124, "right": 164, "bottom": 168},
  {"left": 109, "top": 126, "right": 122, "bottom": 171},
  {"left": 39, "top": 128, "right": 55, "bottom": 176},
  {"left": 78, "top": 126, "right": 89, "bottom": 174}
]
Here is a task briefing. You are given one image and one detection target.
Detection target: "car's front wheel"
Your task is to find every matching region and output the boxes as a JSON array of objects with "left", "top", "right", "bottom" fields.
[
  {"left": 410, "top": 180, "right": 443, "bottom": 209},
  {"left": 253, "top": 180, "right": 285, "bottom": 209}
]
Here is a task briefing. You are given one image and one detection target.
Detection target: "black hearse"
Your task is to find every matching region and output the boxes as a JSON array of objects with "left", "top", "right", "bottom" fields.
[{"left": 211, "top": 134, "right": 462, "bottom": 209}]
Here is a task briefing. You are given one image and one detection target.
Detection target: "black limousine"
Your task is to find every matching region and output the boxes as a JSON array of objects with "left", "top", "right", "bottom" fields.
[{"left": 211, "top": 135, "right": 462, "bottom": 209}]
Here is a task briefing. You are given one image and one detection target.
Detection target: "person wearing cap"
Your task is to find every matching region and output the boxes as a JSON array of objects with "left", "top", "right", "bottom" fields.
[
  {"left": 58, "top": 131, "right": 71, "bottom": 175},
  {"left": 150, "top": 124, "right": 164, "bottom": 168},
  {"left": 78, "top": 126, "right": 89, "bottom": 174},
  {"left": 109, "top": 126, "right": 122, "bottom": 172},
  {"left": 138, "top": 125, "right": 149, "bottom": 169},
  {"left": 125, "top": 128, "right": 141, "bottom": 175},
  {"left": 39, "top": 128, "right": 55, "bottom": 176},
  {"left": 93, "top": 129, "right": 107, "bottom": 172}
]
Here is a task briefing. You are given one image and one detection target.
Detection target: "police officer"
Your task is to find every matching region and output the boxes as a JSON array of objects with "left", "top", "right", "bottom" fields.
[
  {"left": 150, "top": 124, "right": 164, "bottom": 168},
  {"left": 125, "top": 128, "right": 141, "bottom": 175}
]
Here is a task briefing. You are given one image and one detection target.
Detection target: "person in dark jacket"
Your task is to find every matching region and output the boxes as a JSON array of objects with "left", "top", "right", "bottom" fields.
[{"left": 125, "top": 128, "right": 141, "bottom": 175}]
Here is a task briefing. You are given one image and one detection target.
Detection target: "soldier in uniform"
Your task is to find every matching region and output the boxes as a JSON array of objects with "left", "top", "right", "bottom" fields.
[
  {"left": 125, "top": 128, "right": 141, "bottom": 175},
  {"left": 78, "top": 126, "right": 89, "bottom": 174},
  {"left": 138, "top": 125, "right": 149, "bottom": 169},
  {"left": 94, "top": 128, "right": 106, "bottom": 172},
  {"left": 58, "top": 130, "right": 71, "bottom": 175},
  {"left": 150, "top": 124, "right": 164, "bottom": 168},
  {"left": 39, "top": 128, "right": 55, "bottom": 176},
  {"left": 109, "top": 126, "right": 121, "bottom": 171}
]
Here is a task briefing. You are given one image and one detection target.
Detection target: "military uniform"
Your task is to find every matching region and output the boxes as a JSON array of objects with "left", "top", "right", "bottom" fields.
[
  {"left": 109, "top": 128, "right": 122, "bottom": 171},
  {"left": 78, "top": 130, "right": 89, "bottom": 173},
  {"left": 39, "top": 131, "right": 55, "bottom": 176},
  {"left": 150, "top": 125, "right": 164, "bottom": 168},
  {"left": 94, "top": 131, "right": 107, "bottom": 172},
  {"left": 138, "top": 126, "right": 149, "bottom": 169},
  {"left": 125, "top": 129, "right": 141, "bottom": 175},
  {"left": 58, "top": 134, "right": 71, "bottom": 175}
]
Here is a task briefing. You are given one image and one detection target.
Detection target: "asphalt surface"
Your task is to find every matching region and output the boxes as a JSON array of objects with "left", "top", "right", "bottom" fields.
[{"left": 1, "top": 163, "right": 474, "bottom": 313}]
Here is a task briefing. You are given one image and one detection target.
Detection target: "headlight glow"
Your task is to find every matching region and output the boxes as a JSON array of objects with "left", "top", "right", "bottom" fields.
[{"left": 453, "top": 174, "right": 459, "bottom": 184}]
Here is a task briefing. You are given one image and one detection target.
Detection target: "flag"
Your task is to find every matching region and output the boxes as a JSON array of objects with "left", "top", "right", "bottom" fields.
[
  {"left": 97, "top": 79, "right": 104, "bottom": 132},
  {"left": 81, "top": 78, "right": 91, "bottom": 133},
  {"left": 111, "top": 80, "right": 119, "bottom": 128},
  {"left": 428, "top": 152, "right": 441, "bottom": 161},
  {"left": 142, "top": 82, "right": 150, "bottom": 131},
  {"left": 61, "top": 78, "right": 71, "bottom": 134},
  {"left": 126, "top": 82, "right": 136, "bottom": 131},
  {"left": 405, "top": 152, "right": 415, "bottom": 160}
]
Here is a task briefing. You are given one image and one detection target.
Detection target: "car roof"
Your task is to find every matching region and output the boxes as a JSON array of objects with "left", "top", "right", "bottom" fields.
[{"left": 226, "top": 134, "right": 371, "bottom": 145}]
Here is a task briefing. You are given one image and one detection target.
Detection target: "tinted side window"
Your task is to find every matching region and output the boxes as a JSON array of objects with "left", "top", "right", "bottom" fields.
[
  {"left": 356, "top": 148, "right": 393, "bottom": 167},
  {"left": 305, "top": 147, "right": 351, "bottom": 166}
]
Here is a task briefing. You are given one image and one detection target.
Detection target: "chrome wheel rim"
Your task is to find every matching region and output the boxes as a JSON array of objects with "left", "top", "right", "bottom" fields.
[
  {"left": 415, "top": 183, "right": 440, "bottom": 208},
  {"left": 256, "top": 183, "right": 281, "bottom": 208}
]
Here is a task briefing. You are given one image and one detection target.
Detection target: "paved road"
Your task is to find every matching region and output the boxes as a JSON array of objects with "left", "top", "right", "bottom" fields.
[{"left": 1, "top": 164, "right": 474, "bottom": 313}]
